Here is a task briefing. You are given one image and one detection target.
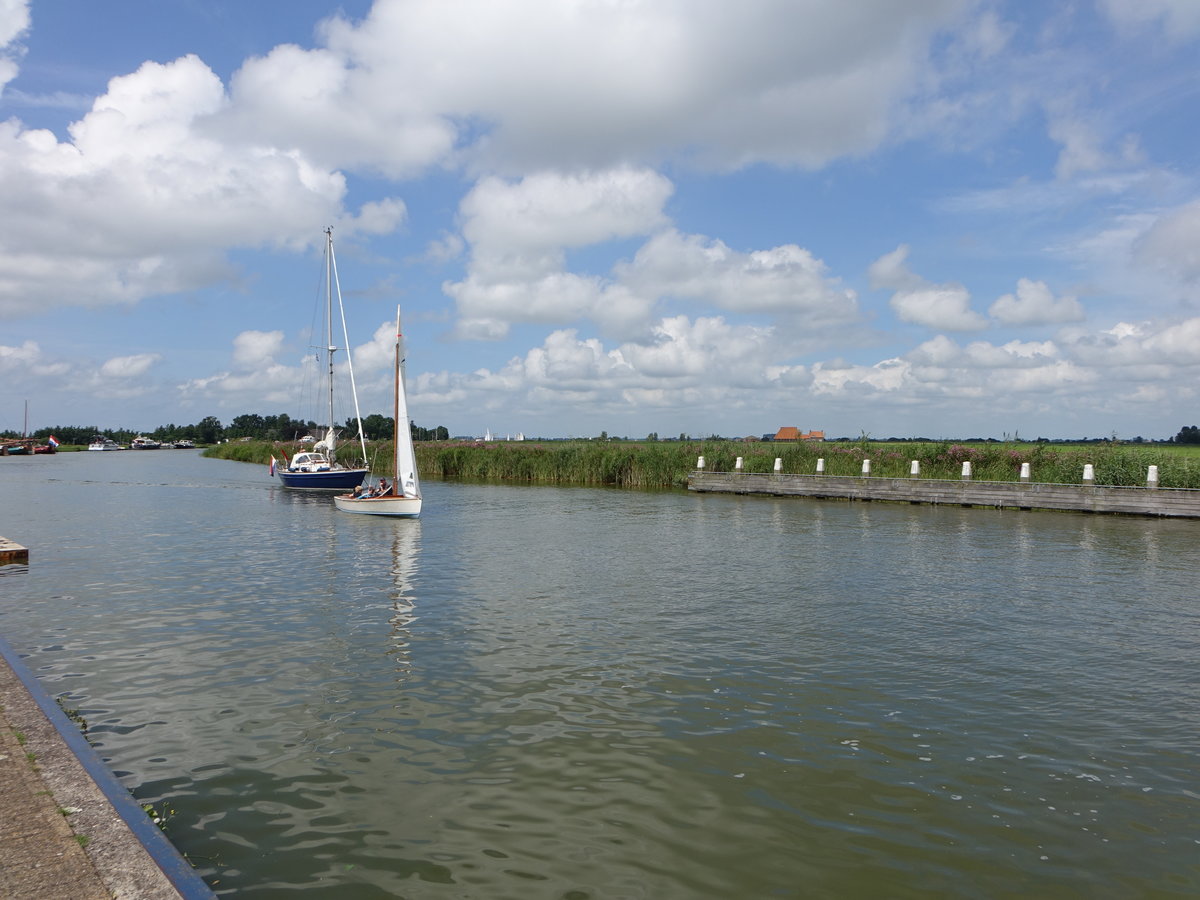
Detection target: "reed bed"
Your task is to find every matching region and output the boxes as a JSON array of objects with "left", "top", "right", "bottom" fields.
[
  {"left": 207, "top": 439, "right": 1200, "bottom": 489},
  {"left": 718, "top": 440, "right": 1200, "bottom": 488}
]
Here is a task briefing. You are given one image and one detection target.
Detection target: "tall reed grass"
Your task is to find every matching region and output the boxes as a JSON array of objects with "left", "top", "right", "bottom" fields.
[{"left": 207, "top": 439, "right": 1200, "bottom": 489}]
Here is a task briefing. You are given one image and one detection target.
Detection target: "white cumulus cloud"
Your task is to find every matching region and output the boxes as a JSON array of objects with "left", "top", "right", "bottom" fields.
[
  {"left": 99, "top": 353, "right": 161, "bottom": 379},
  {"left": 870, "top": 245, "right": 986, "bottom": 331},
  {"left": 989, "top": 278, "right": 1084, "bottom": 325},
  {"left": 232, "top": 330, "right": 284, "bottom": 370}
]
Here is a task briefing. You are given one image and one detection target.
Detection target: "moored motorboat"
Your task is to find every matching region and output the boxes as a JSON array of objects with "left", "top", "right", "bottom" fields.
[{"left": 87, "top": 437, "right": 123, "bottom": 451}]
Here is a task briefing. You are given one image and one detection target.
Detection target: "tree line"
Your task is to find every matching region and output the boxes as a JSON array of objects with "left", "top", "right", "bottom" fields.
[
  {"left": 3, "top": 414, "right": 448, "bottom": 446},
  {"left": 1175, "top": 425, "right": 1200, "bottom": 444}
]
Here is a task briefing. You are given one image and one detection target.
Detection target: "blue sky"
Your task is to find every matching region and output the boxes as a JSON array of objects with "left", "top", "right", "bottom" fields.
[{"left": 2, "top": 0, "right": 1199, "bottom": 440}]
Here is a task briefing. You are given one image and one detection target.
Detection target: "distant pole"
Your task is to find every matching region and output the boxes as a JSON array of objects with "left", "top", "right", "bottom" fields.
[
  {"left": 961, "top": 461, "right": 972, "bottom": 481},
  {"left": 774, "top": 458, "right": 783, "bottom": 473},
  {"left": 1147, "top": 465, "right": 1159, "bottom": 489},
  {"left": 697, "top": 456, "right": 705, "bottom": 469},
  {"left": 1020, "top": 462, "right": 1031, "bottom": 483},
  {"left": 910, "top": 460, "right": 920, "bottom": 477},
  {"left": 1083, "top": 463, "right": 1095, "bottom": 485},
  {"left": 816, "top": 458, "right": 825, "bottom": 474},
  {"left": 861, "top": 459, "right": 871, "bottom": 475}
]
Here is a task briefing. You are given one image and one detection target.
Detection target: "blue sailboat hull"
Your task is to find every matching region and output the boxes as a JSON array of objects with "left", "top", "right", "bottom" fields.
[{"left": 276, "top": 467, "right": 368, "bottom": 490}]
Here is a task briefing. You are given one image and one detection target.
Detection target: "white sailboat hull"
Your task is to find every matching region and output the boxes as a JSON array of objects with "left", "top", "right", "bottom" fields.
[{"left": 333, "top": 493, "right": 423, "bottom": 517}]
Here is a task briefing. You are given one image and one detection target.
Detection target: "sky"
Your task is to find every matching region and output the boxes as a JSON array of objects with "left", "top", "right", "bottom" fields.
[{"left": 2, "top": 0, "right": 1199, "bottom": 441}]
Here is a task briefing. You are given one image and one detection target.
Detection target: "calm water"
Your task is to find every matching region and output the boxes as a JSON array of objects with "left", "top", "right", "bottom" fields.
[{"left": 1, "top": 450, "right": 1197, "bottom": 898}]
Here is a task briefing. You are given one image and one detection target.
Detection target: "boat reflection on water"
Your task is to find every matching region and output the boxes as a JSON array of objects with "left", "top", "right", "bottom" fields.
[{"left": 385, "top": 524, "right": 421, "bottom": 680}]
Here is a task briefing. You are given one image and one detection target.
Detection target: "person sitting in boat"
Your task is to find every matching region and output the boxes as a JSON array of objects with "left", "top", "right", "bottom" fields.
[
  {"left": 350, "top": 483, "right": 369, "bottom": 499},
  {"left": 376, "top": 478, "right": 390, "bottom": 496}
]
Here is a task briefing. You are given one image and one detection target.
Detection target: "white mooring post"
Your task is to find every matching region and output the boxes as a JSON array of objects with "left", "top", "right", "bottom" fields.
[
  {"left": 1147, "top": 464, "right": 1159, "bottom": 489},
  {"left": 735, "top": 456, "right": 744, "bottom": 471},
  {"left": 697, "top": 455, "right": 705, "bottom": 470},
  {"left": 1020, "top": 462, "right": 1031, "bottom": 483},
  {"left": 1083, "top": 463, "right": 1095, "bottom": 485},
  {"left": 816, "top": 458, "right": 825, "bottom": 474},
  {"left": 961, "top": 461, "right": 972, "bottom": 481},
  {"left": 861, "top": 459, "right": 871, "bottom": 475},
  {"left": 774, "top": 458, "right": 783, "bottom": 473},
  {"left": 910, "top": 460, "right": 920, "bottom": 477}
]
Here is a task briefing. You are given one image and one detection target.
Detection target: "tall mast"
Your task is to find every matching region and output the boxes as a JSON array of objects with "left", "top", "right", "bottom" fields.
[
  {"left": 330, "top": 235, "right": 370, "bottom": 465},
  {"left": 325, "top": 227, "right": 336, "bottom": 451},
  {"left": 393, "top": 307, "right": 401, "bottom": 487}
]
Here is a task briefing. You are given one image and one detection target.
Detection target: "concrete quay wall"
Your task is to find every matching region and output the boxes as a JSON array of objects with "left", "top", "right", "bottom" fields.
[{"left": 688, "top": 472, "right": 1200, "bottom": 519}]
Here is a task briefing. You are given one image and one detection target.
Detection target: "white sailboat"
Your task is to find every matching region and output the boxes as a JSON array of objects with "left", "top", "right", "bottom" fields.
[
  {"left": 274, "top": 228, "right": 370, "bottom": 490},
  {"left": 334, "top": 306, "right": 423, "bottom": 517}
]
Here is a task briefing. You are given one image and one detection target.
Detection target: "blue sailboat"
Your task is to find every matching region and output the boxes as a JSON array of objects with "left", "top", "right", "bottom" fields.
[{"left": 274, "top": 228, "right": 369, "bottom": 491}]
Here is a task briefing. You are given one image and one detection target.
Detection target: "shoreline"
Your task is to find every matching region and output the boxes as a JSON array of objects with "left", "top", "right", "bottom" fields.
[{"left": 0, "top": 636, "right": 215, "bottom": 899}]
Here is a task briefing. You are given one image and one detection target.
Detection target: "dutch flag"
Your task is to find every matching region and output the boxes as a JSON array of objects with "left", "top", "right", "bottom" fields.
[
  {"left": 269, "top": 456, "right": 276, "bottom": 476},
  {"left": 48, "top": 435, "right": 60, "bottom": 448}
]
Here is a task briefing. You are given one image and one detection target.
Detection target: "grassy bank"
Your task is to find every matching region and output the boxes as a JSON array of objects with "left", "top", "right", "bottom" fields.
[{"left": 205, "top": 439, "right": 1200, "bottom": 489}]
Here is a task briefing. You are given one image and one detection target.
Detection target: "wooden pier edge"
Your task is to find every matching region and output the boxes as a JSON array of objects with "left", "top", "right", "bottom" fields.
[
  {"left": 687, "top": 472, "right": 1200, "bottom": 519},
  {"left": 0, "top": 536, "right": 29, "bottom": 564}
]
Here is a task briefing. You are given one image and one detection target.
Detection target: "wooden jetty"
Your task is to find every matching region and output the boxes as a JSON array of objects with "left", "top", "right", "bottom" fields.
[
  {"left": 0, "top": 537, "right": 29, "bottom": 564},
  {"left": 688, "top": 471, "right": 1200, "bottom": 519}
]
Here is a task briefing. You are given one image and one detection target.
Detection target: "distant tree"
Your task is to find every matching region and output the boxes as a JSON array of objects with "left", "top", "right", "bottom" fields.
[
  {"left": 195, "top": 416, "right": 224, "bottom": 444},
  {"left": 646, "top": 432, "right": 658, "bottom": 442},
  {"left": 409, "top": 421, "right": 448, "bottom": 441},
  {"left": 228, "top": 413, "right": 265, "bottom": 438},
  {"left": 359, "top": 414, "right": 392, "bottom": 441},
  {"left": 264, "top": 413, "right": 304, "bottom": 442},
  {"left": 598, "top": 430, "right": 609, "bottom": 441},
  {"left": 1174, "top": 425, "right": 1200, "bottom": 444}
]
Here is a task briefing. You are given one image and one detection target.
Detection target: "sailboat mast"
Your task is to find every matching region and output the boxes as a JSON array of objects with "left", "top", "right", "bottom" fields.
[
  {"left": 325, "top": 227, "right": 336, "bottom": 452},
  {"left": 329, "top": 238, "right": 370, "bottom": 465},
  {"left": 393, "top": 307, "right": 401, "bottom": 486}
]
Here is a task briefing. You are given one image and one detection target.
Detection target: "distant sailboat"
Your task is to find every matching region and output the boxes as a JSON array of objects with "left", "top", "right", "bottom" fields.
[
  {"left": 334, "top": 306, "right": 422, "bottom": 517},
  {"left": 273, "top": 228, "right": 370, "bottom": 491}
]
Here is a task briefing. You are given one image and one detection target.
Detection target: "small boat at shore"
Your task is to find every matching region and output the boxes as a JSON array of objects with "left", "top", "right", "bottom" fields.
[
  {"left": 334, "top": 306, "right": 422, "bottom": 518},
  {"left": 4, "top": 405, "right": 54, "bottom": 454},
  {"left": 131, "top": 436, "right": 162, "bottom": 449},
  {"left": 87, "top": 437, "right": 123, "bottom": 451}
]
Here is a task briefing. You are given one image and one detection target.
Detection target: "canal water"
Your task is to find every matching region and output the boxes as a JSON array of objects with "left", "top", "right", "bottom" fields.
[{"left": 1, "top": 450, "right": 1197, "bottom": 897}]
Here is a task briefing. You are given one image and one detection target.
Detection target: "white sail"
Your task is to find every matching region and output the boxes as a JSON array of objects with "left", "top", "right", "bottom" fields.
[{"left": 394, "top": 307, "right": 422, "bottom": 501}]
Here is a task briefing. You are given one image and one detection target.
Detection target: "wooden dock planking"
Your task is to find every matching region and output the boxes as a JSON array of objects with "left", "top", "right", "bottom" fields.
[
  {"left": 688, "top": 472, "right": 1200, "bottom": 519},
  {"left": 0, "top": 536, "right": 29, "bottom": 564}
]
